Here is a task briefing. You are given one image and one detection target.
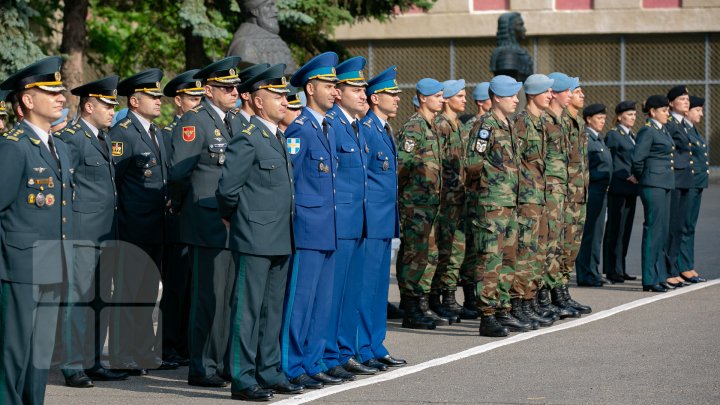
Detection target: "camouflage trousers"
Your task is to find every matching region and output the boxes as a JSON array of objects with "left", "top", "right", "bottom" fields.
[
  {"left": 561, "top": 200, "right": 587, "bottom": 284},
  {"left": 431, "top": 203, "right": 469, "bottom": 293},
  {"left": 513, "top": 203, "right": 546, "bottom": 300},
  {"left": 542, "top": 192, "right": 566, "bottom": 289},
  {"left": 396, "top": 204, "right": 440, "bottom": 297},
  {"left": 468, "top": 205, "right": 518, "bottom": 315}
]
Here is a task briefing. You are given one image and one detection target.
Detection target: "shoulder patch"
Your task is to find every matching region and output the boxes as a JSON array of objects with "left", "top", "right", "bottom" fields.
[
  {"left": 119, "top": 119, "right": 131, "bottom": 129},
  {"left": 242, "top": 123, "right": 255, "bottom": 135},
  {"left": 402, "top": 138, "right": 416, "bottom": 153},
  {"left": 287, "top": 137, "right": 300, "bottom": 154},
  {"left": 111, "top": 141, "right": 123, "bottom": 156},
  {"left": 478, "top": 129, "right": 490, "bottom": 140},
  {"left": 182, "top": 126, "right": 196, "bottom": 142}
]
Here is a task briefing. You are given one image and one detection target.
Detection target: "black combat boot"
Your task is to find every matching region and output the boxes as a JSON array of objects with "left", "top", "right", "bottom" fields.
[
  {"left": 560, "top": 285, "right": 592, "bottom": 314},
  {"left": 550, "top": 286, "right": 581, "bottom": 318},
  {"left": 462, "top": 283, "right": 479, "bottom": 314},
  {"left": 387, "top": 302, "right": 404, "bottom": 320},
  {"left": 510, "top": 298, "right": 538, "bottom": 330},
  {"left": 442, "top": 289, "right": 478, "bottom": 320},
  {"left": 479, "top": 314, "right": 509, "bottom": 337},
  {"left": 532, "top": 294, "right": 558, "bottom": 321},
  {"left": 401, "top": 296, "right": 436, "bottom": 330},
  {"left": 495, "top": 309, "right": 532, "bottom": 332},
  {"left": 521, "top": 299, "right": 554, "bottom": 327},
  {"left": 419, "top": 294, "right": 450, "bottom": 326},
  {"left": 537, "top": 288, "right": 563, "bottom": 320},
  {"left": 429, "top": 292, "right": 459, "bottom": 324}
]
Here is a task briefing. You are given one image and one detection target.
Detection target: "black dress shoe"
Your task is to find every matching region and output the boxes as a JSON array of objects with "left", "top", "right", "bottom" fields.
[
  {"left": 577, "top": 281, "right": 604, "bottom": 287},
  {"left": 65, "top": 371, "right": 94, "bottom": 388},
  {"left": 266, "top": 380, "right": 304, "bottom": 394},
  {"left": 377, "top": 354, "right": 407, "bottom": 367},
  {"left": 163, "top": 354, "right": 189, "bottom": 366},
  {"left": 310, "top": 372, "right": 343, "bottom": 385},
  {"left": 326, "top": 366, "right": 356, "bottom": 381},
  {"left": 231, "top": 385, "right": 273, "bottom": 401},
  {"left": 363, "top": 358, "right": 388, "bottom": 371},
  {"left": 85, "top": 367, "right": 128, "bottom": 381},
  {"left": 622, "top": 273, "right": 638, "bottom": 281},
  {"left": 660, "top": 282, "right": 677, "bottom": 290},
  {"left": 681, "top": 273, "right": 706, "bottom": 283},
  {"left": 606, "top": 275, "right": 625, "bottom": 284},
  {"left": 111, "top": 362, "right": 147, "bottom": 376},
  {"left": 643, "top": 284, "right": 668, "bottom": 292},
  {"left": 290, "top": 374, "right": 323, "bottom": 390},
  {"left": 343, "top": 358, "right": 377, "bottom": 375},
  {"left": 153, "top": 360, "right": 179, "bottom": 370},
  {"left": 188, "top": 374, "right": 229, "bottom": 387}
]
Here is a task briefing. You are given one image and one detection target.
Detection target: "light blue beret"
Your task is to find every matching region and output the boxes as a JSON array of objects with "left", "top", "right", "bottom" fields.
[
  {"left": 112, "top": 108, "right": 129, "bottom": 126},
  {"left": 547, "top": 72, "right": 574, "bottom": 92},
  {"left": 52, "top": 108, "right": 69, "bottom": 127},
  {"left": 523, "top": 74, "right": 554, "bottom": 95},
  {"left": 489, "top": 75, "right": 522, "bottom": 97},
  {"left": 416, "top": 78, "right": 443, "bottom": 96},
  {"left": 570, "top": 76, "right": 581, "bottom": 91},
  {"left": 473, "top": 82, "right": 490, "bottom": 101},
  {"left": 442, "top": 79, "right": 466, "bottom": 98},
  {"left": 412, "top": 95, "right": 419, "bottom": 108}
]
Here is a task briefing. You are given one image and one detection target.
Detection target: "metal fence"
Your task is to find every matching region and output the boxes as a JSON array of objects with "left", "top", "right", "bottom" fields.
[{"left": 341, "top": 33, "right": 720, "bottom": 165}]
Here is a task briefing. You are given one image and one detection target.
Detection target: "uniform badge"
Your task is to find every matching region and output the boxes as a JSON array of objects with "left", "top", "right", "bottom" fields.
[
  {"left": 214, "top": 129, "right": 221, "bottom": 137},
  {"left": 144, "top": 169, "right": 152, "bottom": 178},
  {"left": 141, "top": 152, "right": 151, "bottom": 157},
  {"left": 28, "top": 178, "right": 35, "bottom": 186},
  {"left": 28, "top": 194, "right": 35, "bottom": 205},
  {"left": 475, "top": 139, "right": 488, "bottom": 153},
  {"left": 287, "top": 138, "right": 300, "bottom": 155},
  {"left": 35, "top": 192, "right": 46, "bottom": 207},
  {"left": 45, "top": 194, "right": 55, "bottom": 206},
  {"left": 182, "top": 126, "right": 196, "bottom": 142},
  {"left": 382, "top": 160, "right": 390, "bottom": 171},
  {"left": 365, "top": 145, "right": 370, "bottom": 153},
  {"left": 218, "top": 154, "right": 226, "bottom": 165},
  {"left": 479, "top": 129, "right": 490, "bottom": 139},
  {"left": 111, "top": 141, "right": 123, "bottom": 156},
  {"left": 33, "top": 167, "right": 47, "bottom": 174},
  {"left": 403, "top": 138, "right": 416, "bottom": 153}
]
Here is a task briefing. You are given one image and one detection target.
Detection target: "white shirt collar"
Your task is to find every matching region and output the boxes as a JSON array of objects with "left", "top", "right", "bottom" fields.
[
  {"left": 306, "top": 106, "right": 327, "bottom": 127},
  {"left": 377, "top": 116, "right": 388, "bottom": 129},
  {"left": 587, "top": 127, "right": 599, "bottom": 137},
  {"left": 240, "top": 109, "right": 252, "bottom": 122},
  {"left": 207, "top": 100, "right": 227, "bottom": 121},
  {"left": 24, "top": 119, "right": 50, "bottom": 148},
  {"left": 684, "top": 118, "right": 694, "bottom": 128},
  {"left": 129, "top": 110, "right": 151, "bottom": 134},
  {"left": 650, "top": 118, "right": 662, "bottom": 129},
  {"left": 671, "top": 111, "right": 684, "bottom": 123},
  {"left": 619, "top": 124, "right": 630, "bottom": 135},
  {"left": 337, "top": 105, "right": 356, "bottom": 124},
  {"left": 254, "top": 116, "right": 279, "bottom": 136},
  {"left": 81, "top": 118, "right": 100, "bottom": 138}
]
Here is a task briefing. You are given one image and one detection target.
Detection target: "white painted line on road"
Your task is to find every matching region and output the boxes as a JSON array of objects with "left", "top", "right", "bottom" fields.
[{"left": 275, "top": 279, "right": 720, "bottom": 404}]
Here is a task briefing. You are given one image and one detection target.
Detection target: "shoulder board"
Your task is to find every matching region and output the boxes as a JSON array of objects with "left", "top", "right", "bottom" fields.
[
  {"left": 5, "top": 128, "right": 24, "bottom": 138},
  {"left": 119, "top": 119, "right": 131, "bottom": 129},
  {"left": 5, "top": 135, "right": 19, "bottom": 141},
  {"left": 52, "top": 131, "right": 64, "bottom": 138},
  {"left": 229, "top": 107, "right": 241, "bottom": 116},
  {"left": 242, "top": 123, "right": 255, "bottom": 135},
  {"left": 644, "top": 122, "right": 651, "bottom": 127},
  {"left": 65, "top": 128, "right": 76, "bottom": 134},
  {"left": 294, "top": 115, "right": 308, "bottom": 125},
  {"left": 325, "top": 111, "right": 337, "bottom": 120},
  {"left": 190, "top": 104, "right": 204, "bottom": 113}
]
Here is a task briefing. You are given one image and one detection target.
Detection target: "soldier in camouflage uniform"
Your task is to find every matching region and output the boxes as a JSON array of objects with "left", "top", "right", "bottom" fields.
[
  {"left": 396, "top": 78, "right": 448, "bottom": 328},
  {"left": 462, "top": 82, "right": 490, "bottom": 129},
  {"left": 431, "top": 79, "right": 477, "bottom": 321},
  {"left": 465, "top": 75, "right": 529, "bottom": 337},
  {"left": 512, "top": 74, "right": 558, "bottom": 329}
]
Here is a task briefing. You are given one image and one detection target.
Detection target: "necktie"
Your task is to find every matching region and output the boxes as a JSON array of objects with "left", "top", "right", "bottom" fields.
[
  {"left": 224, "top": 115, "right": 233, "bottom": 138},
  {"left": 384, "top": 123, "right": 393, "bottom": 139},
  {"left": 351, "top": 120, "right": 359, "bottom": 140},
  {"left": 98, "top": 130, "right": 108, "bottom": 152},
  {"left": 149, "top": 124, "right": 159, "bottom": 147},
  {"left": 276, "top": 129, "right": 284, "bottom": 143},
  {"left": 322, "top": 120, "right": 329, "bottom": 143},
  {"left": 47, "top": 135, "right": 60, "bottom": 166}
]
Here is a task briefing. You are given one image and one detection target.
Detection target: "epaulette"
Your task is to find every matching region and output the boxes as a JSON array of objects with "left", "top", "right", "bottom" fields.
[
  {"left": 65, "top": 127, "right": 76, "bottom": 134},
  {"left": 242, "top": 123, "right": 255, "bottom": 135},
  {"left": 52, "top": 131, "right": 64, "bottom": 138},
  {"left": 5, "top": 128, "right": 24, "bottom": 140},
  {"left": 190, "top": 104, "right": 204, "bottom": 113},
  {"left": 5, "top": 135, "right": 19, "bottom": 141},
  {"left": 294, "top": 115, "right": 308, "bottom": 125},
  {"left": 325, "top": 111, "right": 337, "bottom": 120},
  {"left": 119, "top": 119, "right": 131, "bottom": 129},
  {"left": 163, "top": 121, "right": 177, "bottom": 132},
  {"left": 229, "top": 107, "right": 241, "bottom": 116}
]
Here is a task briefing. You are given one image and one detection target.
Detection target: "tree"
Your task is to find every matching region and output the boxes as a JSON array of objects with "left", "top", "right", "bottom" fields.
[
  {"left": 0, "top": 1, "right": 46, "bottom": 79},
  {"left": 60, "top": 0, "right": 90, "bottom": 111}
]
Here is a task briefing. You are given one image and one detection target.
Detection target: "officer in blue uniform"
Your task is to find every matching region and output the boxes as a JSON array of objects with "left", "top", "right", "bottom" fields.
[
  {"left": 159, "top": 69, "right": 204, "bottom": 367},
  {"left": 281, "top": 52, "right": 342, "bottom": 389},
  {"left": 0, "top": 56, "right": 73, "bottom": 405},
  {"left": 169, "top": 57, "right": 242, "bottom": 387},
  {"left": 603, "top": 101, "right": 640, "bottom": 283},
  {"left": 356, "top": 66, "right": 406, "bottom": 370},
  {"left": 678, "top": 95, "right": 708, "bottom": 283},
  {"left": 109, "top": 68, "right": 177, "bottom": 374},
  {"left": 227, "top": 63, "right": 271, "bottom": 136},
  {"left": 321, "top": 56, "right": 378, "bottom": 380},
  {"left": 631, "top": 95, "right": 675, "bottom": 293},
  {"left": 56, "top": 76, "right": 130, "bottom": 387},
  {"left": 575, "top": 103, "right": 613, "bottom": 287}
]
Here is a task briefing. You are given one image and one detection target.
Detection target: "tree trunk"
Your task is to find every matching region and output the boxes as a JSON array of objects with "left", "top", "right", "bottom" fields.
[
  {"left": 60, "top": 0, "right": 89, "bottom": 119},
  {"left": 184, "top": 26, "right": 209, "bottom": 70}
]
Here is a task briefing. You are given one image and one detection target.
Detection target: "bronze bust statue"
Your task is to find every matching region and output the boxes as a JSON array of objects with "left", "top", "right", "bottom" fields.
[
  {"left": 490, "top": 12, "right": 533, "bottom": 82},
  {"left": 227, "top": 0, "right": 297, "bottom": 73}
]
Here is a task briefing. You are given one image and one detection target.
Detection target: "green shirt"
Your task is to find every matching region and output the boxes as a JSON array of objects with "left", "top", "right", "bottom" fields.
[
  {"left": 397, "top": 112, "right": 442, "bottom": 206},
  {"left": 514, "top": 109, "right": 546, "bottom": 205},
  {"left": 563, "top": 109, "right": 588, "bottom": 203},
  {"left": 435, "top": 112, "right": 466, "bottom": 205}
]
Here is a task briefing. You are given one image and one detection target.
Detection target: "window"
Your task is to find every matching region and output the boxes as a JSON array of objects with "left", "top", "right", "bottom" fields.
[
  {"left": 556, "top": 0, "right": 593, "bottom": 10},
  {"left": 642, "top": 0, "right": 681, "bottom": 8},
  {"left": 472, "top": 0, "right": 509, "bottom": 12}
]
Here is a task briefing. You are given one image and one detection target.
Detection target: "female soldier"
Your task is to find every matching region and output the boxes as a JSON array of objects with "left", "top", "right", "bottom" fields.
[
  {"left": 603, "top": 101, "right": 639, "bottom": 283},
  {"left": 631, "top": 95, "right": 675, "bottom": 292}
]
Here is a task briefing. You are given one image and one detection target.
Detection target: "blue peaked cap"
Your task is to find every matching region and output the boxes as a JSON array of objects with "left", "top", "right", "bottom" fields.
[
  {"left": 335, "top": 56, "right": 367, "bottom": 86},
  {"left": 366, "top": 66, "right": 401, "bottom": 96},
  {"left": 290, "top": 52, "right": 339, "bottom": 87}
]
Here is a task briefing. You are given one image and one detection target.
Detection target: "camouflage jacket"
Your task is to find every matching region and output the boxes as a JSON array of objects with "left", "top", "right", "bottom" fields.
[
  {"left": 465, "top": 109, "right": 520, "bottom": 208},
  {"left": 563, "top": 109, "right": 589, "bottom": 203},
  {"left": 464, "top": 114, "right": 482, "bottom": 133},
  {"left": 514, "top": 109, "right": 546, "bottom": 205},
  {"left": 434, "top": 112, "right": 466, "bottom": 205},
  {"left": 543, "top": 110, "right": 569, "bottom": 196},
  {"left": 397, "top": 112, "right": 442, "bottom": 206}
]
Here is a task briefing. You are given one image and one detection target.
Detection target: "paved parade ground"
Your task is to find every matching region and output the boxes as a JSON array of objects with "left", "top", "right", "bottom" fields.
[{"left": 46, "top": 185, "right": 720, "bottom": 404}]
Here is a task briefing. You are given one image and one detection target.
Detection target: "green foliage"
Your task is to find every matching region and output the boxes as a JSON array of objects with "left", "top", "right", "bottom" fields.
[{"left": 0, "top": 1, "right": 46, "bottom": 79}]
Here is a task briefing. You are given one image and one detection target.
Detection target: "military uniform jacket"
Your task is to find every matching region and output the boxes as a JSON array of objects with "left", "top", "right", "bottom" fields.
[
  {"left": 563, "top": 110, "right": 588, "bottom": 203},
  {"left": 465, "top": 110, "right": 520, "bottom": 208},
  {"left": 216, "top": 116, "right": 294, "bottom": 256},
  {"left": 606, "top": 125, "right": 638, "bottom": 195},
  {"left": 161, "top": 116, "right": 182, "bottom": 243},
  {"left": 227, "top": 107, "right": 250, "bottom": 138},
  {"left": 169, "top": 99, "right": 231, "bottom": 249},
  {"left": 397, "top": 112, "right": 442, "bottom": 207},
  {"left": 110, "top": 111, "right": 168, "bottom": 244},
  {"left": 326, "top": 105, "right": 368, "bottom": 240},
  {"left": 666, "top": 115, "right": 693, "bottom": 189},
  {"left": 0, "top": 121, "right": 73, "bottom": 284},
  {"left": 285, "top": 107, "right": 338, "bottom": 251},
  {"left": 586, "top": 128, "right": 613, "bottom": 185},
  {"left": 631, "top": 120, "right": 675, "bottom": 190},
  {"left": 542, "top": 111, "right": 569, "bottom": 196},
  {"left": 59, "top": 119, "right": 118, "bottom": 245},
  {"left": 514, "top": 110, "right": 546, "bottom": 205},
  {"left": 685, "top": 122, "right": 709, "bottom": 189},
  {"left": 434, "top": 113, "right": 466, "bottom": 206},
  {"left": 360, "top": 111, "right": 400, "bottom": 239}
]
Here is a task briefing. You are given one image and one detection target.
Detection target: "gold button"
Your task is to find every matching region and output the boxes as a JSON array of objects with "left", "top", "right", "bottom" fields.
[
  {"left": 670, "top": 160, "right": 674, "bottom": 164},
  {"left": 690, "top": 160, "right": 694, "bottom": 164},
  {"left": 62, "top": 200, "right": 67, "bottom": 206}
]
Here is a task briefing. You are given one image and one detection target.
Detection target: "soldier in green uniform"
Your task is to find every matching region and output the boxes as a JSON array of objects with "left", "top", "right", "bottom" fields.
[
  {"left": 575, "top": 104, "right": 613, "bottom": 287},
  {"left": 512, "top": 74, "right": 556, "bottom": 328},
  {"left": 432, "top": 79, "right": 477, "bottom": 321},
  {"left": 462, "top": 82, "right": 490, "bottom": 128},
  {"left": 396, "top": 78, "right": 447, "bottom": 329},
  {"left": 159, "top": 69, "right": 204, "bottom": 367},
  {"left": 678, "top": 95, "right": 708, "bottom": 283},
  {"left": 466, "top": 75, "right": 528, "bottom": 337},
  {"left": 169, "top": 57, "right": 242, "bottom": 387},
  {"left": 631, "top": 95, "right": 675, "bottom": 292},
  {"left": 227, "top": 63, "right": 270, "bottom": 135}
]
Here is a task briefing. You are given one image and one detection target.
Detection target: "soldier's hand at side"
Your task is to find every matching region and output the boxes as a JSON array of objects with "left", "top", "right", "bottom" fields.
[
  {"left": 627, "top": 175, "right": 638, "bottom": 184},
  {"left": 222, "top": 219, "right": 230, "bottom": 228}
]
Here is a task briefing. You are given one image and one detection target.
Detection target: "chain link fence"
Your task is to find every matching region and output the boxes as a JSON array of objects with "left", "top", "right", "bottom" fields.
[{"left": 342, "top": 33, "right": 720, "bottom": 166}]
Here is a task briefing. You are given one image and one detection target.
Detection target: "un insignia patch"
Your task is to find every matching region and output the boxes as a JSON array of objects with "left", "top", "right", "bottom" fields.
[
  {"left": 479, "top": 129, "right": 490, "bottom": 139},
  {"left": 475, "top": 139, "right": 488, "bottom": 153},
  {"left": 403, "top": 138, "right": 416, "bottom": 153},
  {"left": 287, "top": 138, "right": 300, "bottom": 155}
]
